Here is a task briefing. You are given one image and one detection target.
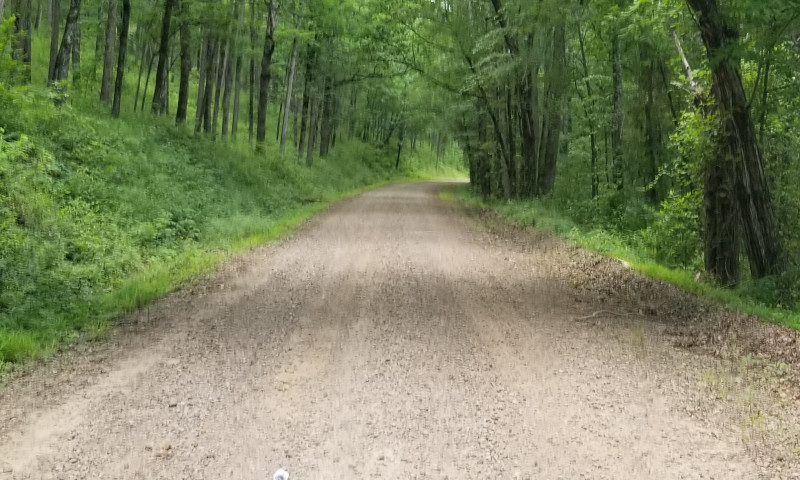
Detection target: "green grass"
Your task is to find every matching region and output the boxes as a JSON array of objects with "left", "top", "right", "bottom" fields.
[
  {"left": 444, "top": 184, "right": 800, "bottom": 331},
  {"left": 0, "top": 97, "right": 451, "bottom": 369},
  {"left": 0, "top": 28, "right": 466, "bottom": 369}
]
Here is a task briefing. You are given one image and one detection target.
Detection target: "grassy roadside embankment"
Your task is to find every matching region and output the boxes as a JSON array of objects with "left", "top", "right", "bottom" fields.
[
  {"left": 0, "top": 82, "right": 464, "bottom": 370},
  {"left": 442, "top": 184, "right": 800, "bottom": 332}
]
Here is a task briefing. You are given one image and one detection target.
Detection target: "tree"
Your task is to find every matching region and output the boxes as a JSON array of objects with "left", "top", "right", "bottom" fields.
[
  {"left": 686, "top": 0, "right": 784, "bottom": 280},
  {"left": 175, "top": 0, "right": 191, "bottom": 125},
  {"left": 111, "top": 0, "right": 130, "bottom": 117},
  {"left": 12, "top": 0, "right": 32, "bottom": 83},
  {"left": 47, "top": 0, "right": 60, "bottom": 81},
  {"left": 151, "top": 0, "right": 176, "bottom": 114},
  {"left": 51, "top": 0, "right": 81, "bottom": 84},
  {"left": 255, "top": 0, "right": 275, "bottom": 148},
  {"left": 100, "top": 0, "right": 118, "bottom": 101}
]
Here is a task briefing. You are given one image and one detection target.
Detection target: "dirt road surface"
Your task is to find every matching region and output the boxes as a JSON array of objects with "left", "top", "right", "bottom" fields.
[{"left": 1, "top": 182, "right": 798, "bottom": 479}]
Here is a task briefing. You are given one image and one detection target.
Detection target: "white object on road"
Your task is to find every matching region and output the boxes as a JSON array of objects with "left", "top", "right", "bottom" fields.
[{"left": 273, "top": 469, "right": 290, "bottom": 480}]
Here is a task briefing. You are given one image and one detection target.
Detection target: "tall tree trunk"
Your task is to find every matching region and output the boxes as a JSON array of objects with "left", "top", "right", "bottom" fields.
[
  {"left": 213, "top": 40, "right": 228, "bottom": 137},
  {"left": 305, "top": 98, "right": 319, "bottom": 166},
  {"left": 141, "top": 51, "right": 155, "bottom": 111},
  {"left": 99, "top": 0, "right": 117, "bottom": 101},
  {"left": 110, "top": 0, "right": 129, "bottom": 117},
  {"left": 518, "top": 65, "right": 539, "bottom": 197},
  {"left": 280, "top": 35, "right": 299, "bottom": 150},
  {"left": 175, "top": 0, "right": 190, "bottom": 125},
  {"left": 537, "top": 21, "right": 567, "bottom": 196},
  {"left": 505, "top": 88, "right": 516, "bottom": 193},
  {"left": 12, "top": 0, "right": 32, "bottom": 83},
  {"left": 610, "top": 31, "right": 624, "bottom": 190},
  {"left": 202, "top": 38, "right": 216, "bottom": 134},
  {"left": 298, "top": 43, "right": 316, "bottom": 157},
  {"left": 232, "top": 54, "right": 242, "bottom": 139},
  {"left": 0, "top": 0, "right": 5, "bottom": 19},
  {"left": 221, "top": 41, "right": 235, "bottom": 140},
  {"left": 578, "top": 25, "right": 599, "bottom": 199},
  {"left": 133, "top": 43, "right": 147, "bottom": 110},
  {"left": 687, "top": 0, "right": 784, "bottom": 278},
  {"left": 255, "top": 0, "right": 275, "bottom": 148},
  {"left": 642, "top": 54, "right": 659, "bottom": 205},
  {"left": 194, "top": 35, "right": 208, "bottom": 132},
  {"left": 247, "top": 0, "right": 256, "bottom": 141},
  {"left": 231, "top": 0, "right": 244, "bottom": 140},
  {"left": 319, "top": 74, "right": 334, "bottom": 157},
  {"left": 35, "top": 0, "right": 43, "bottom": 29},
  {"left": 52, "top": 0, "right": 80, "bottom": 84},
  {"left": 48, "top": 0, "right": 60, "bottom": 82},
  {"left": 318, "top": 35, "right": 335, "bottom": 157},
  {"left": 151, "top": 0, "right": 175, "bottom": 114},
  {"left": 673, "top": 26, "right": 741, "bottom": 286},
  {"left": 758, "top": 58, "right": 770, "bottom": 146},
  {"left": 92, "top": 2, "right": 102, "bottom": 79},
  {"left": 71, "top": 1, "right": 80, "bottom": 83}
]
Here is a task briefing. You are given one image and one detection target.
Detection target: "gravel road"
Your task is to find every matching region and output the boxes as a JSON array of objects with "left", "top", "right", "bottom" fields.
[{"left": 1, "top": 182, "right": 797, "bottom": 479}]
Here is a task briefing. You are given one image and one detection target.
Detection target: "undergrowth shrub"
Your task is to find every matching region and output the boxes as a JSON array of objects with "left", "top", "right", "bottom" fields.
[{"left": 641, "top": 190, "right": 703, "bottom": 269}]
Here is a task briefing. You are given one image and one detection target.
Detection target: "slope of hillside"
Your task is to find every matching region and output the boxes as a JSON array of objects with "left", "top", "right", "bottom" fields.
[{"left": 0, "top": 83, "right": 457, "bottom": 366}]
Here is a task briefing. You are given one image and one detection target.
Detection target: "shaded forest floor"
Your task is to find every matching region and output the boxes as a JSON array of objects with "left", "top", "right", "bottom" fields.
[{"left": 1, "top": 182, "right": 798, "bottom": 479}]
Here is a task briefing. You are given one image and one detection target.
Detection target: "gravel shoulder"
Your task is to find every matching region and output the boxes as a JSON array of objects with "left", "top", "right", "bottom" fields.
[{"left": 1, "top": 181, "right": 798, "bottom": 479}]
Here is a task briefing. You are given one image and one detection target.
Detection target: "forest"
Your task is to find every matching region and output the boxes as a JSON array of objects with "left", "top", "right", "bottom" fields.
[{"left": 1, "top": 0, "right": 800, "bottom": 364}]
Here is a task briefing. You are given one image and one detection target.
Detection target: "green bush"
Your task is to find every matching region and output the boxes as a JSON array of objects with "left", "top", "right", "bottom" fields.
[{"left": 641, "top": 190, "right": 703, "bottom": 269}]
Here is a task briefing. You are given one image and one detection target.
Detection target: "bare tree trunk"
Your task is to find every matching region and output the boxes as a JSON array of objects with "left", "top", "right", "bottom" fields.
[
  {"left": 578, "top": 25, "right": 599, "bottom": 199},
  {"left": 133, "top": 43, "right": 147, "bottom": 110},
  {"left": 519, "top": 67, "right": 539, "bottom": 197},
  {"left": 221, "top": 42, "right": 235, "bottom": 140},
  {"left": 641, "top": 53, "right": 660, "bottom": 205},
  {"left": 140, "top": 51, "right": 155, "bottom": 111},
  {"left": 213, "top": 41, "right": 228, "bottom": 137},
  {"left": 151, "top": 0, "right": 175, "bottom": 114},
  {"left": 232, "top": 54, "right": 242, "bottom": 139},
  {"left": 111, "top": 0, "right": 129, "bottom": 117},
  {"left": 202, "top": 38, "right": 217, "bottom": 133},
  {"left": 280, "top": 35, "right": 299, "bottom": 150},
  {"left": 100, "top": 0, "right": 117, "bottom": 101},
  {"left": 318, "top": 75, "right": 334, "bottom": 157},
  {"left": 255, "top": 0, "right": 275, "bottom": 148},
  {"left": 610, "top": 31, "right": 624, "bottom": 190},
  {"left": 48, "top": 0, "right": 60, "bottom": 82},
  {"left": 687, "top": 0, "right": 783, "bottom": 279},
  {"left": 231, "top": 0, "right": 244, "bottom": 140},
  {"left": 36, "top": 0, "right": 43, "bottom": 29},
  {"left": 194, "top": 35, "right": 208, "bottom": 132},
  {"left": 537, "top": 21, "right": 566, "bottom": 196},
  {"left": 12, "top": 0, "right": 32, "bottom": 83},
  {"left": 175, "top": 0, "right": 191, "bottom": 125},
  {"left": 305, "top": 98, "right": 319, "bottom": 166},
  {"left": 71, "top": 1, "right": 81, "bottom": 83},
  {"left": 275, "top": 96, "right": 284, "bottom": 140},
  {"left": 247, "top": 0, "right": 256, "bottom": 141},
  {"left": 0, "top": 0, "right": 5, "bottom": 19},
  {"left": 93, "top": 1, "right": 102, "bottom": 79},
  {"left": 52, "top": 0, "right": 80, "bottom": 84},
  {"left": 298, "top": 43, "right": 316, "bottom": 157}
]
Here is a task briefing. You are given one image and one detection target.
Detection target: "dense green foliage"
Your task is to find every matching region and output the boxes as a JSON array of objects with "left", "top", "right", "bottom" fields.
[
  {"left": 399, "top": 0, "right": 800, "bottom": 316},
  {"left": 3, "top": 0, "right": 800, "bottom": 365},
  {"left": 0, "top": 10, "right": 462, "bottom": 365}
]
